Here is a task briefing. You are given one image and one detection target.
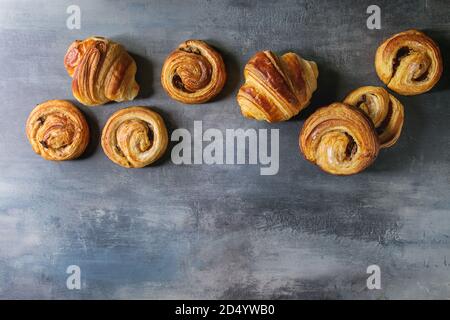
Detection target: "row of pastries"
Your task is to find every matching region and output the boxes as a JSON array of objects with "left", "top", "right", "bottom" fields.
[{"left": 26, "top": 30, "right": 442, "bottom": 174}]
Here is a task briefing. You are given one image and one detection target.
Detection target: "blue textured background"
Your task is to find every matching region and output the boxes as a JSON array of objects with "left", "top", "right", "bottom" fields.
[{"left": 0, "top": 0, "right": 449, "bottom": 299}]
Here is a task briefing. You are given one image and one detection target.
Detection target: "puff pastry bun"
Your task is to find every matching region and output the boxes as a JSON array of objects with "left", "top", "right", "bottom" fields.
[
  {"left": 375, "top": 30, "right": 442, "bottom": 95},
  {"left": 161, "top": 40, "right": 226, "bottom": 104},
  {"left": 237, "top": 51, "right": 318, "bottom": 122},
  {"left": 344, "top": 86, "right": 404, "bottom": 148},
  {"left": 101, "top": 107, "right": 168, "bottom": 168},
  {"left": 300, "top": 103, "right": 379, "bottom": 175},
  {"left": 64, "top": 36, "right": 139, "bottom": 106},
  {"left": 26, "top": 100, "right": 89, "bottom": 161}
]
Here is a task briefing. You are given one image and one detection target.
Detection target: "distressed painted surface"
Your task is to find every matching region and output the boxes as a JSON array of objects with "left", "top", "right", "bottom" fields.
[{"left": 0, "top": 0, "right": 449, "bottom": 299}]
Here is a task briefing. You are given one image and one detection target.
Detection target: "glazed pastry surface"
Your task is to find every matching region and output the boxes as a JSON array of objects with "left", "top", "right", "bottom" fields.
[
  {"left": 344, "top": 86, "right": 404, "bottom": 148},
  {"left": 26, "top": 100, "right": 90, "bottom": 161},
  {"left": 101, "top": 107, "right": 168, "bottom": 168},
  {"left": 237, "top": 51, "right": 318, "bottom": 122},
  {"left": 375, "top": 30, "right": 442, "bottom": 95},
  {"left": 64, "top": 36, "right": 139, "bottom": 106},
  {"left": 299, "top": 103, "right": 379, "bottom": 175},
  {"left": 161, "top": 40, "right": 226, "bottom": 104}
]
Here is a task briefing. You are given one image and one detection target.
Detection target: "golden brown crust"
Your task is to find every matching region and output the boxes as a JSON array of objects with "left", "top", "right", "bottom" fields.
[
  {"left": 64, "top": 36, "right": 139, "bottom": 106},
  {"left": 375, "top": 30, "right": 442, "bottom": 95},
  {"left": 101, "top": 107, "right": 168, "bottom": 168},
  {"left": 26, "top": 100, "right": 89, "bottom": 161},
  {"left": 237, "top": 51, "right": 318, "bottom": 122},
  {"left": 161, "top": 40, "right": 227, "bottom": 104},
  {"left": 299, "top": 103, "right": 379, "bottom": 175},
  {"left": 344, "top": 86, "right": 404, "bottom": 148}
]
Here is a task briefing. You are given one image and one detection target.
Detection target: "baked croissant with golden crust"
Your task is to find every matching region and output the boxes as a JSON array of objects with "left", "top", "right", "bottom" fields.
[
  {"left": 375, "top": 30, "right": 442, "bottom": 95},
  {"left": 161, "top": 40, "right": 226, "bottom": 104},
  {"left": 300, "top": 103, "right": 379, "bottom": 175},
  {"left": 344, "top": 86, "right": 404, "bottom": 148},
  {"left": 64, "top": 36, "right": 139, "bottom": 106},
  {"left": 26, "top": 100, "right": 89, "bottom": 161},
  {"left": 237, "top": 51, "right": 318, "bottom": 122},
  {"left": 101, "top": 107, "right": 168, "bottom": 168}
]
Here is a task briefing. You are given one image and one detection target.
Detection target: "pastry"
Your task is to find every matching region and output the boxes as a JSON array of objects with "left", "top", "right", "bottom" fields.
[
  {"left": 344, "top": 86, "right": 404, "bottom": 148},
  {"left": 299, "top": 103, "right": 379, "bottom": 175},
  {"left": 64, "top": 36, "right": 139, "bottom": 106},
  {"left": 26, "top": 100, "right": 89, "bottom": 161},
  {"left": 375, "top": 30, "right": 442, "bottom": 95},
  {"left": 161, "top": 40, "right": 226, "bottom": 104},
  {"left": 237, "top": 51, "right": 318, "bottom": 122},
  {"left": 101, "top": 107, "right": 168, "bottom": 168}
]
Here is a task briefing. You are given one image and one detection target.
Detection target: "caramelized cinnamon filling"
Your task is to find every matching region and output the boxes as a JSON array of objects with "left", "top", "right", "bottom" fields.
[
  {"left": 179, "top": 46, "right": 201, "bottom": 55},
  {"left": 115, "top": 144, "right": 124, "bottom": 156},
  {"left": 173, "top": 75, "right": 187, "bottom": 91},
  {"left": 376, "top": 102, "right": 393, "bottom": 135},
  {"left": 414, "top": 67, "right": 429, "bottom": 81},
  {"left": 355, "top": 95, "right": 369, "bottom": 113},
  {"left": 37, "top": 116, "right": 46, "bottom": 125},
  {"left": 344, "top": 133, "right": 357, "bottom": 159},
  {"left": 392, "top": 47, "right": 411, "bottom": 75},
  {"left": 145, "top": 123, "right": 154, "bottom": 150},
  {"left": 356, "top": 94, "right": 367, "bottom": 107}
]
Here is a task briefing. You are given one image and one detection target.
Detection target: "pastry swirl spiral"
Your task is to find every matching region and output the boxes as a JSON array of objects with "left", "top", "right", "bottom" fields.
[
  {"left": 64, "top": 36, "right": 139, "bottom": 106},
  {"left": 375, "top": 30, "right": 442, "bottom": 95},
  {"left": 161, "top": 40, "right": 226, "bottom": 104},
  {"left": 299, "top": 103, "right": 379, "bottom": 175},
  {"left": 237, "top": 51, "right": 318, "bottom": 122},
  {"left": 101, "top": 107, "right": 168, "bottom": 168},
  {"left": 26, "top": 100, "right": 89, "bottom": 161},
  {"left": 344, "top": 86, "right": 404, "bottom": 148}
]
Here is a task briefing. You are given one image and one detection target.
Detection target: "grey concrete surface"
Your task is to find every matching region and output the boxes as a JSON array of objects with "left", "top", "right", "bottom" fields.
[{"left": 0, "top": 0, "right": 449, "bottom": 299}]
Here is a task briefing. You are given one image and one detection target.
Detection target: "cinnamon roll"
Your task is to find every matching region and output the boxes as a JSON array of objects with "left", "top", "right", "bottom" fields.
[
  {"left": 375, "top": 30, "right": 443, "bottom": 95},
  {"left": 299, "top": 103, "right": 379, "bottom": 175},
  {"left": 344, "top": 86, "right": 404, "bottom": 148},
  {"left": 101, "top": 107, "right": 168, "bottom": 168},
  {"left": 64, "top": 36, "right": 139, "bottom": 106},
  {"left": 26, "top": 100, "right": 89, "bottom": 161},
  {"left": 237, "top": 51, "right": 318, "bottom": 122},
  {"left": 161, "top": 40, "right": 227, "bottom": 104}
]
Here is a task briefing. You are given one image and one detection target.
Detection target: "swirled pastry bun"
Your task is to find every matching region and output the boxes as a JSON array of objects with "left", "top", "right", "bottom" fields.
[
  {"left": 344, "top": 86, "right": 404, "bottom": 148},
  {"left": 101, "top": 107, "right": 168, "bottom": 168},
  {"left": 64, "top": 36, "right": 139, "bottom": 106},
  {"left": 300, "top": 103, "right": 379, "bottom": 175},
  {"left": 375, "top": 30, "right": 442, "bottom": 95},
  {"left": 161, "top": 40, "right": 227, "bottom": 104},
  {"left": 237, "top": 51, "right": 318, "bottom": 122},
  {"left": 26, "top": 100, "right": 89, "bottom": 161}
]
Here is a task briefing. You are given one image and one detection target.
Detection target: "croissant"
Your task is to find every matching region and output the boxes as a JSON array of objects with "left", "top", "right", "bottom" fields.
[
  {"left": 26, "top": 100, "right": 89, "bottom": 161},
  {"left": 237, "top": 51, "right": 318, "bottom": 122},
  {"left": 299, "top": 103, "right": 379, "bottom": 175},
  {"left": 343, "top": 86, "right": 404, "bottom": 148},
  {"left": 101, "top": 107, "right": 168, "bottom": 168},
  {"left": 64, "top": 36, "right": 139, "bottom": 106},
  {"left": 161, "top": 40, "right": 226, "bottom": 104},
  {"left": 375, "top": 30, "right": 442, "bottom": 95}
]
